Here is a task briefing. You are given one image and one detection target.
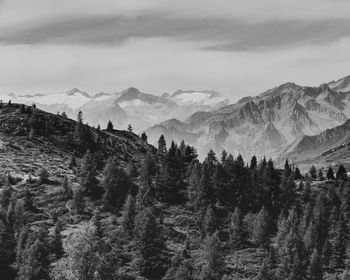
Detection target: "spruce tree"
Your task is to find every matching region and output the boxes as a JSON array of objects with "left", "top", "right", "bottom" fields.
[
  {"left": 336, "top": 164, "right": 347, "bottom": 180},
  {"left": 309, "top": 165, "right": 317, "bottom": 179},
  {"left": 307, "top": 249, "right": 323, "bottom": 280},
  {"left": 198, "top": 233, "right": 224, "bottom": 280},
  {"left": 202, "top": 205, "right": 217, "bottom": 238},
  {"left": 250, "top": 155, "right": 258, "bottom": 169},
  {"left": 229, "top": 207, "right": 248, "bottom": 250},
  {"left": 141, "top": 132, "right": 148, "bottom": 142},
  {"left": 51, "top": 219, "right": 64, "bottom": 260},
  {"left": 23, "top": 187, "right": 34, "bottom": 211},
  {"left": 252, "top": 207, "right": 272, "bottom": 247},
  {"left": 329, "top": 216, "right": 346, "bottom": 270},
  {"left": 294, "top": 167, "right": 302, "bottom": 180},
  {"left": 1, "top": 181, "right": 12, "bottom": 210},
  {"left": 79, "top": 151, "right": 99, "bottom": 198},
  {"left": 327, "top": 166, "right": 335, "bottom": 180},
  {"left": 91, "top": 209, "right": 103, "bottom": 239},
  {"left": 71, "top": 186, "right": 85, "bottom": 215},
  {"left": 121, "top": 194, "right": 136, "bottom": 234},
  {"left": 158, "top": 135, "right": 167, "bottom": 155},
  {"left": 103, "top": 157, "right": 131, "bottom": 210},
  {"left": 106, "top": 120, "right": 114, "bottom": 131},
  {"left": 134, "top": 207, "right": 166, "bottom": 279}
]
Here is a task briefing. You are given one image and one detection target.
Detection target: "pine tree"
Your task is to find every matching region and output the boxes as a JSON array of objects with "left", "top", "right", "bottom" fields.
[
  {"left": 327, "top": 166, "right": 335, "bottom": 180},
  {"left": 309, "top": 165, "right": 317, "bottom": 179},
  {"left": 121, "top": 194, "right": 136, "bottom": 234},
  {"left": 141, "top": 132, "right": 148, "bottom": 142},
  {"left": 106, "top": 120, "right": 114, "bottom": 131},
  {"left": 51, "top": 219, "right": 64, "bottom": 260},
  {"left": 18, "top": 230, "right": 50, "bottom": 280},
  {"left": 322, "top": 238, "right": 331, "bottom": 271},
  {"left": 134, "top": 207, "right": 166, "bottom": 279},
  {"left": 103, "top": 157, "right": 131, "bottom": 210},
  {"left": 202, "top": 205, "right": 217, "bottom": 238},
  {"left": 158, "top": 135, "right": 167, "bottom": 155},
  {"left": 250, "top": 155, "right": 258, "bottom": 169},
  {"left": 198, "top": 233, "right": 224, "bottom": 280},
  {"left": 91, "top": 209, "right": 103, "bottom": 239},
  {"left": 336, "top": 164, "right": 347, "bottom": 180},
  {"left": 329, "top": 216, "right": 346, "bottom": 270},
  {"left": 294, "top": 167, "right": 302, "bottom": 180},
  {"left": 23, "top": 187, "right": 34, "bottom": 211},
  {"left": 307, "top": 249, "right": 323, "bottom": 280},
  {"left": 127, "top": 124, "right": 133, "bottom": 133},
  {"left": 229, "top": 207, "right": 248, "bottom": 250},
  {"left": 71, "top": 186, "right": 85, "bottom": 215},
  {"left": 252, "top": 207, "right": 272, "bottom": 247},
  {"left": 79, "top": 151, "right": 100, "bottom": 197},
  {"left": 1, "top": 181, "right": 12, "bottom": 209}
]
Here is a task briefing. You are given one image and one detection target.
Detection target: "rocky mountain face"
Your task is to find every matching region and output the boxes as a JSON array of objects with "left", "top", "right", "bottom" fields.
[
  {"left": 146, "top": 76, "right": 350, "bottom": 159},
  {"left": 0, "top": 87, "right": 229, "bottom": 132},
  {"left": 283, "top": 118, "right": 350, "bottom": 169}
]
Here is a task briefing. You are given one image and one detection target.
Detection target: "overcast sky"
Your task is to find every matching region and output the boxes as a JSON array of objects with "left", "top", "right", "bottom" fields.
[{"left": 0, "top": 0, "right": 350, "bottom": 100}]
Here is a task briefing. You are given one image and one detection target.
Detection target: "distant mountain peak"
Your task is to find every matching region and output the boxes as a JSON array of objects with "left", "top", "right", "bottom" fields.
[
  {"left": 66, "top": 88, "right": 91, "bottom": 98},
  {"left": 122, "top": 87, "right": 141, "bottom": 95}
]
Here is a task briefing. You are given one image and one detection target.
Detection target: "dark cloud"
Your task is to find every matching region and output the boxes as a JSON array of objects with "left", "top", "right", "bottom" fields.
[{"left": 1, "top": 12, "right": 350, "bottom": 51}]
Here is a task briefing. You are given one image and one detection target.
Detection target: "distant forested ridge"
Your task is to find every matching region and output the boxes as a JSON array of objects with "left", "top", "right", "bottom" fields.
[{"left": 0, "top": 103, "right": 349, "bottom": 279}]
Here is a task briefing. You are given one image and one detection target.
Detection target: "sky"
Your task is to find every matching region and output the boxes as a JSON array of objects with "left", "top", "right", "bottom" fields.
[{"left": 0, "top": 0, "right": 350, "bottom": 101}]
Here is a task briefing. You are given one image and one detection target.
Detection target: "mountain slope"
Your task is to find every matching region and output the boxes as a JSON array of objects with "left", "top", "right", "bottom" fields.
[
  {"left": 0, "top": 103, "right": 154, "bottom": 177},
  {"left": 283, "top": 119, "right": 350, "bottom": 168}
]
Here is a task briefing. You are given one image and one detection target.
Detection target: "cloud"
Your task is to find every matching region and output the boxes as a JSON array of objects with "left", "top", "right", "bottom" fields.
[
  {"left": 1, "top": 12, "right": 350, "bottom": 52},
  {"left": 0, "top": 37, "right": 349, "bottom": 98}
]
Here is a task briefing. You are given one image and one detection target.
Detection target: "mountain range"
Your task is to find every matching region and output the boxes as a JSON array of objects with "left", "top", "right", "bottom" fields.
[
  {"left": 145, "top": 75, "right": 350, "bottom": 161},
  {"left": 0, "top": 87, "right": 229, "bottom": 132},
  {"left": 2, "top": 75, "right": 350, "bottom": 164}
]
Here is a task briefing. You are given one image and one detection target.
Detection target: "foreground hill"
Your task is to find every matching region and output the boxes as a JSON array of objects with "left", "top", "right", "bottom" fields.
[
  {"left": 0, "top": 103, "right": 154, "bottom": 177},
  {"left": 146, "top": 75, "right": 350, "bottom": 159}
]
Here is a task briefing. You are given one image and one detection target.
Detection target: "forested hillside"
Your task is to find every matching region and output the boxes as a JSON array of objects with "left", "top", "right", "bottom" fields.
[{"left": 0, "top": 103, "right": 350, "bottom": 280}]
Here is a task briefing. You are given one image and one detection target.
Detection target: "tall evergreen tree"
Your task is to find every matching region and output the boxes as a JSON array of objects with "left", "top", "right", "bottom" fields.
[
  {"left": 198, "top": 233, "right": 224, "bottom": 280},
  {"left": 158, "top": 135, "right": 167, "bottom": 155},
  {"left": 141, "top": 132, "right": 148, "bottom": 142},
  {"left": 252, "top": 207, "right": 272, "bottom": 247},
  {"left": 79, "top": 151, "right": 99, "bottom": 198},
  {"left": 50, "top": 220, "right": 64, "bottom": 260},
  {"left": 71, "top": 186, "right": 85, "bottom": 215},
  {"left": 250, "top": 156, "right": 258, "bottom": 169},
  {"left": 309, "top": 165, "right": 317, "bottom": 179},
  {"left": 103, "top": 157, "right": 131, "bottom": 210},
  {"left": 229, "top": 208, "right": 248, "bottom": 250},
  {"left": 106, "top": 120, "right": 114, "bottom": 131},
  {"left": 336, "top": 164, "right": 347, "bottom": 180},
  {"left": 307, "top": 249, "right": 323, "bottom": 280},
  {"left": 202, "top": 205, "right": 217, "bottom": 238},
  {"left": 121, "top": 194, "right": 136, "bottom": 234},
  {"left": 134, "top": 207, "right": 166, "bottom": 279},
  {"left": 327, "top": 166, "right": 335, "bottom": 180}
]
